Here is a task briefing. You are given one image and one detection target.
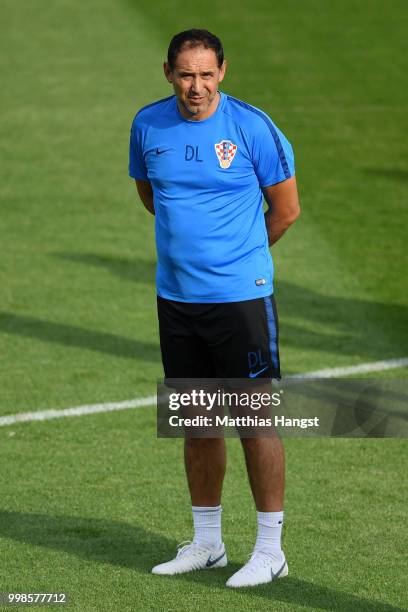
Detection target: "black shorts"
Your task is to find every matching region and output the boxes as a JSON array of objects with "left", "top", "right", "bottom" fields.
[{"left": 157, "top": 294, "right": 280, "bottom": 380}]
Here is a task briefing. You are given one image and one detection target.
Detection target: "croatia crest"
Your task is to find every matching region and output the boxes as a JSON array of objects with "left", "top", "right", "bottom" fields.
[{"left": 214, "top": 140, "right": 238, "bottom": 169}]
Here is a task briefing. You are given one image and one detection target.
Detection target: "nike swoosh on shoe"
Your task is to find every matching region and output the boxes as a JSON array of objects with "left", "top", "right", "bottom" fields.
[
  {"left": 206, "top": 551, "right": 226, "bottom": 567},
  {"left": 271, "top": 560, "right": 287, "bottom": 580}
]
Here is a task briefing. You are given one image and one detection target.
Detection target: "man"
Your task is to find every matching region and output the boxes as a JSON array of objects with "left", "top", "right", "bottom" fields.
[{"left": 128, "top": 29, "right": 300, "bottom": 588}]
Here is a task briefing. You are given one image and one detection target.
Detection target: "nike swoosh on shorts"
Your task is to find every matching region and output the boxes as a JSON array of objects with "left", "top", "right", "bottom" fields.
[{"left": 249, "top": 365, "right": 269, "bottom": 378}]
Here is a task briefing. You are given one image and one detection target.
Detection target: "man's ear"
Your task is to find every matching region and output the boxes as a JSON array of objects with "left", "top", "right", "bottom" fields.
[
  {"left": 163, "top": 62, "right": 173, "bottom": 83},
  {"left": 218, "top": 60, "right": 227, "bottom": 83}
]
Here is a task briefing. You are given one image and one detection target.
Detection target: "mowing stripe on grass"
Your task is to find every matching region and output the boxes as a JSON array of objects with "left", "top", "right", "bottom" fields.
[{"left": 0, "top": 357, "right": 407, "bottom": 427}]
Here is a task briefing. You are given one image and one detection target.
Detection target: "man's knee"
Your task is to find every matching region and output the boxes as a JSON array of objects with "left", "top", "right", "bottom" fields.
[
  {"left": 240, "top": 436, "right": 283, "bottom": 452},
  {"left": 185, "top": 437, "right": 224, "bottom": 450}
]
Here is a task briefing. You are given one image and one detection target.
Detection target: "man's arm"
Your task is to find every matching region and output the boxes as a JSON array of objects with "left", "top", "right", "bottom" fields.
[
  {"left": 263, "top": 175, "right": 300, "bottom": 246},
  {"left": 135, "top": 179, "right": 155, "bottom": 215}
]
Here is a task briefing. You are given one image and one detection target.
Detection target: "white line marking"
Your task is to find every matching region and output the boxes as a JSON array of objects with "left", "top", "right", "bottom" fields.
[
  {"left": 0, "top": 396, "right": 156, "bottom": 427},
  {"left": 287, "top": 357, "right": 408, "bottom": 379},
  {"left": 0, "top": 357, "right": 407, "bottom": 427}
]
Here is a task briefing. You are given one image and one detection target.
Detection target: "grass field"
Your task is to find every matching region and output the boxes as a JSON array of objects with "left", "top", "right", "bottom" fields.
[{"left": 0, "top": 0, "right": 407, "bottom": 610}]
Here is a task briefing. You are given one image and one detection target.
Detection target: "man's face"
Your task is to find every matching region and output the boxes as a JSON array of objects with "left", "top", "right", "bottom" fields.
[{"left": 164, "top": 45, "right": 226, "bottom": 121}]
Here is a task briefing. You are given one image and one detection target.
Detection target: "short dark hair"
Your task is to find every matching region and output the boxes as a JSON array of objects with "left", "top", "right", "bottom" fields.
[{"left": 167, "top": 29, "right": 224, "bottom": 70}]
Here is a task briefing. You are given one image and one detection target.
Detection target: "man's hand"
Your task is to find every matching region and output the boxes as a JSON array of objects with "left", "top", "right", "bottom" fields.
[
  {"left": 263, "top": 176, "right": 300, "bottom": 246},
  {"left": 135, "top": 179, "right": 155, "bottom": 215}
]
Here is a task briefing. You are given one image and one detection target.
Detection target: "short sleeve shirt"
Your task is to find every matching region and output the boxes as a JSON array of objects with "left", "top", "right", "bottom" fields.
[{"left": 129, "top": 92, "right": 295, "bottom": 302}]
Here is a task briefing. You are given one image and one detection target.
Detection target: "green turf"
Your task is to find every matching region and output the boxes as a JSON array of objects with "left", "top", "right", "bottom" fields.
[
  {"left": 0, "top": 0, "right": 407, "bottom": 414},
  {"left": 0, "top": 0, "right": 407, "bottom": 609},
  {"left": 1, "top": 411, "right": 407, "bottom": 611}
]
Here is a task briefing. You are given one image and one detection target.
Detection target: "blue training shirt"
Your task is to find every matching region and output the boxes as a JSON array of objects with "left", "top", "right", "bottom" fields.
[{"left": 129, "top": 91, "right": 295, "bottom": 303}]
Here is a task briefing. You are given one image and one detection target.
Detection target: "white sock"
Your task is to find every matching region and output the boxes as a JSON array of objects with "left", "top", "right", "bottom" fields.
[
  {"left": 192, "top": 505, "right": 222, "bottom": 549},
  {"left": 253, "top": 511, "right": 284, "bottom": 556}
]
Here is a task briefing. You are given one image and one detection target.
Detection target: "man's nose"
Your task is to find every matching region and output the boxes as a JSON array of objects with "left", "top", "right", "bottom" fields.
[{"left": 191, "top": 76, "right": 202, "bottom": 92}]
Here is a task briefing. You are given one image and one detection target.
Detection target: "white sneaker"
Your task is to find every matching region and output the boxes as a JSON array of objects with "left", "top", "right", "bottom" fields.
[
  {"left": 226, "top": 550, "right": 288, "bottom": 588},
  {"left": 152, "top": 541, "right": 227, "bottom": 575}
]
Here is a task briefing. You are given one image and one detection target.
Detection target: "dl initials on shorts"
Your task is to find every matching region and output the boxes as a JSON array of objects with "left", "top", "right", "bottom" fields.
[
  {"left": 248, "top": 349, "right": 267, "bottom": 369},
  {"left": 185, "top": 145, "right": 203, "bottom": 162}
]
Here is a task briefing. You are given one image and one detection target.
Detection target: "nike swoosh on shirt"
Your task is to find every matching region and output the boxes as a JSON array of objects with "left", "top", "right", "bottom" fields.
[
  {"left": 249, "top": 366, "right": 269, "bottom": 378},
  {"left": 205, "top": 551, "right": 226, "bottom": 567},
  {"left": 156, "top": 148, "right": 171, "bottom": 155}
]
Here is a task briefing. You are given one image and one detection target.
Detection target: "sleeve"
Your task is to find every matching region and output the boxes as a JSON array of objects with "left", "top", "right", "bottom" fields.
[
  {"left": 252, "top": 115, "right": 295, "bottom": 187},
  {"left": 128, "top": 116, "right": 148, "bottom": 181}
]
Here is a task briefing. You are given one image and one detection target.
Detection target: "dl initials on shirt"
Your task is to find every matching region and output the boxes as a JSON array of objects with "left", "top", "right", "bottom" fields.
[{"left": 185, "top": 145, "right": 203, "bottom": 162}]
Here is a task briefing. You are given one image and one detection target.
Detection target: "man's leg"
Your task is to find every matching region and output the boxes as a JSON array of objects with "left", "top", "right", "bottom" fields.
[
  {"left": 224, "top": 422, "right": 287, "bottom": 588},
  {"left": 182, "top": 437, "right": 227, "bottom": 553},
  {"left": 240, "top": 436, "right": 284, "bottom": 511},
  {"left": 208, "top": 293, "right": 288, "bottom": 587},
  {"left": 153, "top": 299, "right": 227, "bottom": 575},
  {"left": 184, "top": 437, "right": 226, "bottom": 506},
  {"left": 152, "top": 435, "right": 228, "bottom": 575}
]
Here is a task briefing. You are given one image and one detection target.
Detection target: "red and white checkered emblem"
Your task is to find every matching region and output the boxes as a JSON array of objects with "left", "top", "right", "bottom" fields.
[{"left": 214, "top": 140, "right": 238, "bottom": 169}]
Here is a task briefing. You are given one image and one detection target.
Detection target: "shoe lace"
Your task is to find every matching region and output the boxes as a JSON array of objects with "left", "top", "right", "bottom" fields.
[
  {"left": 244, "top": 550, "right": 278, "bottom": 572},
  {"left": 176, "top": 540, "right": 201, "bottom": 558}
]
